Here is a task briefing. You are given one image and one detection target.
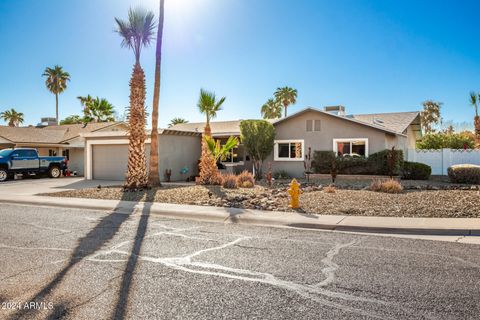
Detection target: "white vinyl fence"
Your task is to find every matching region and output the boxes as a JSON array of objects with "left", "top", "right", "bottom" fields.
[{"left": 407, "top": 149, "right": 480, "bottom": 175}]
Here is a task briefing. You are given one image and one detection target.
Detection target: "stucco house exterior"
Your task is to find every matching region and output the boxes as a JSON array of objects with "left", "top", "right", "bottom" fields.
[
  {"left": 0, "top": 122, "right": 127, "bottom": 176},
  {"left": 171, "top": 106, "right": 421, "bottom": 177},
  {"left": 82, "top": 129, "right": 201, "bottom": 181}
]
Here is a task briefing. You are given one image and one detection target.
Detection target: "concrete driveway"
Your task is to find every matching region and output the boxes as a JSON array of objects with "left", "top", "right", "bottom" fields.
[{"left": 0, "top": 177, "right": 121, "bottom": 196}]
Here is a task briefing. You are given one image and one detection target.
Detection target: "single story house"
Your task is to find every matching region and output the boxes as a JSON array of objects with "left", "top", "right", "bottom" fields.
[
  {"left": 170, "top": 106, "right": 422, "bottom": 177},
  {"left": 82, "top": 129, "right": 201, "bottom": 181},
  {"left": 0, "top": 122, "right": 127, "bottom": 176}
]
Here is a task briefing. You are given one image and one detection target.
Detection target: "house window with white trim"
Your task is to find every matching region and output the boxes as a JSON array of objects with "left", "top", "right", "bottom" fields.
[
  {"left": 274, "top": 140, "right": 304, "bottom": 161},
  {"left": 333, "top": 139, "right": 368, "bottom": 157}
]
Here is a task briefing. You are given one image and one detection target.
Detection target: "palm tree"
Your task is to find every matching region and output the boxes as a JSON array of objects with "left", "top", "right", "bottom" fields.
[
  {"left": 42, "top": 65, "right": 70, "bottom": 125},
  {"left": 261, "top": 98, "right": 282, "bottom": 119},
  {"left": 197, "top": 89, "right": 225, "bottom": 185},
  {"left": 148, "top": 0, "right": 165, "bottom": 187},
  {"left": 84, "top": 97, "right": 116, "bottom": 122},
  {"left": 470, "top": 92, "right": 480, "bottom": 138},
  {"left": 197, "top": 89, "right": 226, "bottom": 136},
  {"left": 274, "top": 86, "right": 297, "bottom": 117},
  {"left": 115, "top": 7, "right": 156, "bottom": 189},
  {"left": 168, "top": 117, "right": 188, "bottom": 127},
  {"left": 0, "top": 108, "right": 24, "bottom": 127}
]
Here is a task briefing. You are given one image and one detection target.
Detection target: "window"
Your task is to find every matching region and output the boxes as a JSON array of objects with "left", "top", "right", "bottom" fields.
[
  {"left": 274, "top": 140, "right": 304, "bottom": 161},
  {"left": 306, "top": 120, "right": 321, "bottom": 132},
  {"left": 306, "top": 120, "right": 313, "bottom": 132},
  {"left": 333, "top": 139, "right": 368, "bottom": 157},
  {"left": 49, "top": 149, "right": 57, "bottom": 156}
]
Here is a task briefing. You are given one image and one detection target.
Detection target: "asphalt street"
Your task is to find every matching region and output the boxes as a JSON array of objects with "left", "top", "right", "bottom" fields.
[{"left": 0, "top": 203, "right": 479, "bottom": 320}]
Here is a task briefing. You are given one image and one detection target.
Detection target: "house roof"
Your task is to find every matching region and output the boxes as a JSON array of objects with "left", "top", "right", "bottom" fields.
[
  {"left": 169, "top": 108, "right": 420, "bottom": 137},
  {"left": 272, "top": 107, "right": 413, "bottom": 136},
  {"left": 169, "top": 120, "right": 243, "bottom": 136},
  {"left": 0, "top": 122, "right": 124, "bottom": 144},
  {"left": 350, "top": 111, "right": 420, "bottom": 134}
]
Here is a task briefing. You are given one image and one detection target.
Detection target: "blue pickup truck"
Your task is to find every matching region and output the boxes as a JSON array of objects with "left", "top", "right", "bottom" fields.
[{"left": 0, "top": 148, "right": 68, "bottom": 182}]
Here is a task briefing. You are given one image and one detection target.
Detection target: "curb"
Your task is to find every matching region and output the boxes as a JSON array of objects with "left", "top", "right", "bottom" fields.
[{"left": 1, "top": 196, "right": 480, "bottom": 236}]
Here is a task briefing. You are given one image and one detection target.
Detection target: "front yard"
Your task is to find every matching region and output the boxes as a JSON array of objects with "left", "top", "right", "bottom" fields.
[{"left": 44, "top": 178, "right": 480, "bottom": 218}]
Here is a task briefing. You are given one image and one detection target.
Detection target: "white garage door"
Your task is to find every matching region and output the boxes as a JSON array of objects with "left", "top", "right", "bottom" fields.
[{"left": 92, "top": 144, "right": 151, "bottom": 181}]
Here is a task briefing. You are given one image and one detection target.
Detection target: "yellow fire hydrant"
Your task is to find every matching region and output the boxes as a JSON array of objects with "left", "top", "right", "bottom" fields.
[{"left": 288, "top": 178, "right": 302, "bottom": 209}]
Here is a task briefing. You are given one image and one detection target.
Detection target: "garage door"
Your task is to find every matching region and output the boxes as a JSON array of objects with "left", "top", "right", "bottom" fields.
[{"left": 92, "top": 145, "right": 151, "bottom": 181}]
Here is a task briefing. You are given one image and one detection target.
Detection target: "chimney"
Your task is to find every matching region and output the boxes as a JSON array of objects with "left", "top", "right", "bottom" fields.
[{"left": 324, "top": 105, "right": 346, "bottom": 116}]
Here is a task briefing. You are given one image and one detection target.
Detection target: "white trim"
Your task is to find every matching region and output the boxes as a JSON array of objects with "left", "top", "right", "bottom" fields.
[
  {"left": 333, "top": 138, "right": 369, "bottom": 157},
  {"left": 273, "top": 139, "right": 305, "bottom": 161},
  {"left": 85, "top": 138, "right": 151, "bottom": 180}
]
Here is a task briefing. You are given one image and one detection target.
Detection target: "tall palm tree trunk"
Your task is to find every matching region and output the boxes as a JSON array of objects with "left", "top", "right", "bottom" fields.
[
  {"left": 284, "top": 104, "right": 287, "bottom": 118},
  {"left": 148, "top": 0, "right": 165, "bottom": 187},
  {"left": 55, "top": 93, "right": 59, "bottom": 125},
  {"left": 125, "top": 63, "right": 148, "bottom": 189}
]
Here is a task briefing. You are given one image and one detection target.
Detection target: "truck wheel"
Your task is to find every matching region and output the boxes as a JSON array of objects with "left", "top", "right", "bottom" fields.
[
  {"left": 48, "top": 166, "right": 61, "bottom": 178},
  {"left": 0, "top": 169, "right": 8, "bottom": 182}
]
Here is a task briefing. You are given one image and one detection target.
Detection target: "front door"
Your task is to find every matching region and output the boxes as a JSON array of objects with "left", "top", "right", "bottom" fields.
[{"left": 10, "top": 150, "right": 39, "bottom": 170}]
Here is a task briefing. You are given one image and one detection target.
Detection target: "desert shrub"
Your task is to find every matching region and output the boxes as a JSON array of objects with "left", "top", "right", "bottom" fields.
[
  {"left": 402, "top": 161, "right": 431, "bottom": 180},
  {"left": 323, "top": 184, "right": 336, "bottom": 193},
  {"left": 273, "top": 170, "right": 291, "bottom": 179},
  {"left": 221, "top": 173, "right": 238, "bottom": 189},
  {"left": 370, "top": 178, "right": 403, "bottom": 193},
  {"left": 237, "top": 170, "right": 255, "bottom": 188},
  {"left": 447, "top": 164, "right": 480, "bottom": 184}
]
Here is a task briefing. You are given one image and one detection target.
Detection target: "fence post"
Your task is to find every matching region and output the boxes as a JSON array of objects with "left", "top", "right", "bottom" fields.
[{"left": 442, "top": 148, "right": 449, "bottom": 175}]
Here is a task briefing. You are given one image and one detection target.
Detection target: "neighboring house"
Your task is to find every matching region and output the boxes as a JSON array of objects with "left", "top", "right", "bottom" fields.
[
  {"left": 172, "top": 106, "right": 422, "bottom": 177},
  {"left": 0, "top": 122, "right": 127, "bottom": 176},
  {"left": 82, "top": 129, "right": 201, "bottom": 181}
]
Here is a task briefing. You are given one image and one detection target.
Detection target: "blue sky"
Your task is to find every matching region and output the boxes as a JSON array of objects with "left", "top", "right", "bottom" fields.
[{"left": 0, "top": 0, "right": 479, "bottom": 128}]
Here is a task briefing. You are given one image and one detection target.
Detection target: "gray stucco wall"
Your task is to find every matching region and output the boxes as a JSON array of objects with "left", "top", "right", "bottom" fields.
[
  {"left": 158, "top": 134, "right": 201, "bottom": 181},
  {"left": 265, "top": 110, "right": 396, "bottom": 177}
]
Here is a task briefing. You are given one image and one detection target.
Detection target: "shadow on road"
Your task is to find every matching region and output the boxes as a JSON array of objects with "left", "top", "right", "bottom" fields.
[
  {"left": 113, "top": 193, "right": 154, "bottom": 320},
  {"left": 8, "top": 188, "right": 151, "bottom": 320}
]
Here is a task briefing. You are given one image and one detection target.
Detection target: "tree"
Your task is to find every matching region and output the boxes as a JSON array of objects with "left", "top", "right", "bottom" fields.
[
  {"left": 197, "top": 89, "right": 226, "bottom": 185},
  {"left": 417, "top": 132, "right": 475, "bottom": 149},
  {"left": 240, "top": 120, "right": 275, "bottom": 180},
  {"left": 0, "top": 108, "right": 24, "bottom": 127},
  {"left": 204, "top": 136, "right": 239, "bottom": 162},
  {"left": 168, "top": 117, "right": 188, "bottom": 127},
  {"left": 60, "top": 115, "right": 83, "bottom": 125},
  {"left": 261, "top": 98, "right": 282, "bottom": 119},
  {"left": 42, "top": 65, "right": 70, "bottom": 125},
  {"left": 274, "top": 86, "right": 297, "bottom": 117},
  {"left": 148, "top": 0, "right": 165, "bottom": 187},
  {"left": 197, "top": 89, "right": 226, "bottom": 136},
  {"left": 84, "top": 97, "right": 115, "bottom": 122},
  {"left": 420, "top": 100, "right": 442, "bottom": 134},
  {"left": 115, "top": 7, "right": 156, "bottom": 189},
  {"left": 469, "top": 92, "right": 480, "bottom": 139}
]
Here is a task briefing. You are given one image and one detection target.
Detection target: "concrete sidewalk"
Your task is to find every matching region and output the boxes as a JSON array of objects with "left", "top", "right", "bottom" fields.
[{"left": 1, "top": 193, "right": 480, "bottom": 237}]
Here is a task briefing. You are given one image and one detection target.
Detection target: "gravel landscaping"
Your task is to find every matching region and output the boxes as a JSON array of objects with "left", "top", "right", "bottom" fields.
[{"left": 44, "top": 181, "right": 480, "bottom": 218}]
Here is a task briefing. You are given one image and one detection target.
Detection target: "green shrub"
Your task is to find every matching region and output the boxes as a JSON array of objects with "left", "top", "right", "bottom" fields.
[
  {"left": 367, "top": 149, "right": 404, "bottom": 176},
  {"left": 312, "top": 151, "right": 336, "bottom": 173},
  {"left": 273, "top": 170, "right": 291, "bottom": 179},
  {"left": 402, "top": 161, "right": 431, "bottom": 180},
  {"left": 447, "top": 164, "right": 480, "bottom": 184},
  {"left": 417, "top": 132, "right": 475, "bottom": 149},
  {"left": 312, "top": 149, "right": 404, "bottom": 175}
]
